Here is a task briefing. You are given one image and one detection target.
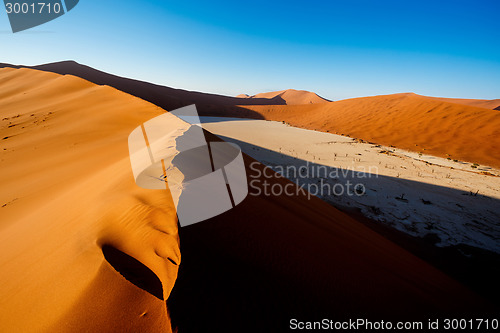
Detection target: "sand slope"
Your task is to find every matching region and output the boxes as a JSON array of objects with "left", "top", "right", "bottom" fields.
[
  {"left": 236, "top": 89, "right": 331, "bottom": 104},
  {"left": 0, "top": 68, "right": 180, "bottom": 332},
  {"left": 0, "top": 68, "right": 496, "bottom": 332},
  {"left": 420, "top": 94, "right": 500, "bottom": 110},
  {"left": 234, "top": 93, "right": 500, "bottom": 168}
]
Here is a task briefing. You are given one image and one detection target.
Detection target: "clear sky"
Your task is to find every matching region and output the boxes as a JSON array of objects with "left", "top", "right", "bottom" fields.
[{"left": 1, "top": 0, "right": 499, "bottom": 100}]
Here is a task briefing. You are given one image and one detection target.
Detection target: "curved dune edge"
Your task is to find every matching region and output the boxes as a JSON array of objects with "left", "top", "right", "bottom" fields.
[
  {"left": 235, "top": 93, "right": 500, "bottom": 168},
  {"left": 0, "top": 68, "right": 179, "bottom": 332}
]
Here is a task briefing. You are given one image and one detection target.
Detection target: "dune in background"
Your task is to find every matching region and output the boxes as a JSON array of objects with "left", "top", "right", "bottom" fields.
[
  {"left": 236, "top": 89, "right": 331, "bottom": 104},
  {"left": 419, "top": 94, "right": 500, "bottom": 110},
  {"left": 1, "top": 67, "right": 498, "bottom": 332},
  {"left": 236, "top": 93, "right": 500, "bottom": 168},
  {"left": 0, "top": 68, "right": 180, "bottom": 332},
  {"left": 3, "top": 63, "right": 497, "bottom": 168}
]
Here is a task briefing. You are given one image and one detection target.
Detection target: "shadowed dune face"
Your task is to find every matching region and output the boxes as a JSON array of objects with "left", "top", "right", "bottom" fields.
[
  {"left": 101, "top": 244, "right": 164, "bottom": 300},
  {"left": 0, "top": 68, "right": 180, "bottom": 332},
  {"left": 231, "top": 93, "right": 500, "bottom": 168},
  {"left": 167, "top": 135, "right": 497, "bottom": 332}
]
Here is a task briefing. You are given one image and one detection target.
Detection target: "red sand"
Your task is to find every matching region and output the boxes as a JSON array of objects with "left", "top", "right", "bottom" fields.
[
  {"left": 236, "top": 93, "right": 500, "bottom": 168},
  {"left": 420, "top": 94, "right": 500, "bottom": 110},
  {"left": 237, "top": 89, "right": 331, "bottom": 104}
]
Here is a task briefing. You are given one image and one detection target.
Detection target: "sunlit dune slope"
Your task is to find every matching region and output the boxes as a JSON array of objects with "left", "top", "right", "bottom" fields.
[
  {"left": 236, "top": 89, "right": 331, "bottom": 104},
  {"left": 420, "top": 94, "right": 500, "bottom": 110},
  {"left": 235, "top": 93, "right": 500, "bottom": 167},
  {"left": 0, "top": 67, "right": 180, "bottom": 332}
]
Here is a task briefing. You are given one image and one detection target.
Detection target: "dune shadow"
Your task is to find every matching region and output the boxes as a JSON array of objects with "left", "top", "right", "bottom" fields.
[
  {"left": 217, "top": 135, "right": 500, "bottom": 290},
  {"left": 101, "top": 245, "right": 164, "bottom": 300},
  {"left": 217, "top": 135, "right": 500, "bottom": 249},
  {"left": 164, "top": 131, "right": 500, "bottom": 332}
]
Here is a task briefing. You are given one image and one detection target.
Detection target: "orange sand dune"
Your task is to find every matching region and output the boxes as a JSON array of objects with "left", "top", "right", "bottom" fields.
[
  {"left": 419, "top": 94, "right": 500, "bottom": 110},
  {"left": 17, "top": 61, "right": 494, "bottom": 167},
  {"left": 0, "top": 68, "right": 496, "bottom": 332},
  {"left": 0, "top": 67, "right": 180, "bottom": 332},
  {"left": 235, "top": 93, "right": 500, "bottom": 168},
  {"left": 236, "top": 89, "right": 331, "bottom": 104}
]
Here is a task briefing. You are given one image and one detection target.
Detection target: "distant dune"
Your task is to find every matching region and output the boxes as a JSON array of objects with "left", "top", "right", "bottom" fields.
[
  {"left": 236, "top": 89, "right": 331, "bottom": 105},
  {"left": 5, "top": 62, "right": 497, "bottom": 167},
  {"left": 232, "top": 93, "right": 500, "bottom": 168},
  {"left": 1, "top": 68, "right": 495, "bottom": 332}
]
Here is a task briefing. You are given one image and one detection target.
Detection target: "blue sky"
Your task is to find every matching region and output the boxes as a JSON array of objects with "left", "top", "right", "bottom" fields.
[{"left": 1, "top": 0, "right": 499, "bottom": 100}]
